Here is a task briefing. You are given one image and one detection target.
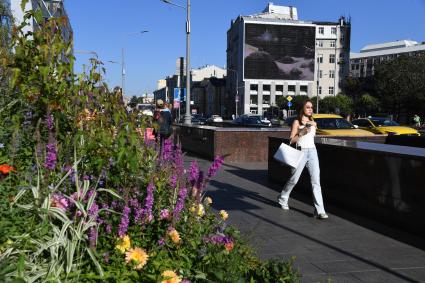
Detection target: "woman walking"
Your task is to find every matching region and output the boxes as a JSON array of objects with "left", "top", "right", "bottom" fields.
[{"left": 277, "top": 99, "right": 328, "bottom": 219}]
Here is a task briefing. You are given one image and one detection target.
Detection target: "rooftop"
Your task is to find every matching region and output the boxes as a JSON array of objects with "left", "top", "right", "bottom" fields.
[{"left": 351, "top": 40, "right": 425, "bottom": 59}]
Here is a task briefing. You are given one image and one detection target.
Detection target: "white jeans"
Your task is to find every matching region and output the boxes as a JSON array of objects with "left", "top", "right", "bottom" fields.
[{"left": 279, "top": 147, "right": 326, "bottom": 214}]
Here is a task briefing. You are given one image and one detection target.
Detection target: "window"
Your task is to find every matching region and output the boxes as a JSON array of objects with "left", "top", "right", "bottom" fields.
[
  {"left": 330, "top": 40, "right": 336, "bottom": 48},
  {"left": 329, "top": 70, "right": 335, "bottom": 78},
  {"left": 319, "top": 70, "right": 323, "bottom": 78},
  {"left": 317, "top": 54, "right": 323, "bottom": 63},
  {"left": 276, "top": 85, "right": 283, "bottom": 92},
  {"left": 318, "top": 86, "right": 322, "bottom": 95},
  {"left": 331, "top": 27, "right": 337, "bottom": 34},
  {"left": 263, "top": 95, "right": 270, "bottom": 104},
  {"left": 250, "top": 84, "right": 258, "bottom": 91},
  {"left": 329, "top": 87, "right": 334, "bottom": 95},
  {"left": 318, "top": 27, "right": 324, "bottom": 34},
  {"left": 288, "top": 85, "right": 295, "bottom": 92},
  {"left": 250, "top": 95, "right": 258, "bottom": 105},
  {"left": 329, "top": 54, "right": 336, "bottom": 63},
  {"left": 300, "top": 86, "right": 308, "bottom": 93},
  {"left": 317, "top": 40, "right": 323, "bottom": 47},
  {"left": 263, "top": 84, "right": 271, "bottom": 92}
]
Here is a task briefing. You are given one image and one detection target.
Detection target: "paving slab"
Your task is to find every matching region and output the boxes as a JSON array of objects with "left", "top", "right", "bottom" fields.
[{"left": 184, "top": 155, "right": 425, "bottom": 283}]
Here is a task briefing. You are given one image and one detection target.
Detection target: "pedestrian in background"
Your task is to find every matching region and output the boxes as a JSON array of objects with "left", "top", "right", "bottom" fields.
[
  {"left": 153, "top": 99, "right": 173, "bottom": 152},
  {"left": 413, "top": 114, "right": 421, "bottom": 127},
  {"left": 277, "top": 99, "right": 328, "bottom": 219}
]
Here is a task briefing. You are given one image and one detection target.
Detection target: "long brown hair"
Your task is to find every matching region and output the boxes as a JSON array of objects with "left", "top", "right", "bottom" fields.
[{"left": 297, "top": 99, "right": 313, "bottom": 125}]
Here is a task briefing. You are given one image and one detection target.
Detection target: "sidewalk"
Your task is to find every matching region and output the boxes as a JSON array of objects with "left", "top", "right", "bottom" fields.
[{"left": 185, "top": 155, "right": 425, "bottom": 283}]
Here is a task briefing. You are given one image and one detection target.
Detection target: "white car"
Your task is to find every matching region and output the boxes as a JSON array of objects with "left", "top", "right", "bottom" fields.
[{"left": 207, "top": 115, "right": 223, "bottom": 123}]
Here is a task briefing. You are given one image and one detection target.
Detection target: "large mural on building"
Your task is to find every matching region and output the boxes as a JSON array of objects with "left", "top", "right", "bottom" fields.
[{"left": 244, "top": 23, "right": 316, "bottom": 80}]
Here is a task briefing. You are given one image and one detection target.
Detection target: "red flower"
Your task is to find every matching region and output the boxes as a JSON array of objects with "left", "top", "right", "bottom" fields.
[{"left": 0, "top": 164, "right": 16, "bottom": 175}]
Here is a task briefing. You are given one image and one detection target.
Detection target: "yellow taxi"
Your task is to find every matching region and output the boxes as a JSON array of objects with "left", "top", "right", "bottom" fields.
[
  {"left": 351, "top": 117, "right": 420, "bottom": 136},
  {"left": 285, "top": 114, "right": 375, "bottom": 136},
  {"left": 312, "top": 114, "right": 375, "bottom": 136}
]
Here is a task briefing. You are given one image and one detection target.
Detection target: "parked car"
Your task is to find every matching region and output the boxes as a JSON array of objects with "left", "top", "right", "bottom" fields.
[
  {"left": 206, "top": 115, "right": 223, "bottom": 124},
  {"left": 351, "top": 117, "right": 420, "bottom": 136},
  {"left": 232, "top": 115, "right": 270, "bottom": 127},
  {"left": 250, "top": 115, "right": 272, "bottom": 127},
  {"left": 285, "top": 114, "right": 374, "bottom": 136}
]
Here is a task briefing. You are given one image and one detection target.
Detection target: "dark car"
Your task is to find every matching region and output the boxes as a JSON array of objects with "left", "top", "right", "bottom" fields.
[{"left": 232, "top": 115, "right": 269, "bottom": 127}]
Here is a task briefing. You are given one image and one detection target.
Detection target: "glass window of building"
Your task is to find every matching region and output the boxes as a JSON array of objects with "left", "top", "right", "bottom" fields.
[
  {"left": 329, "top": 54, "right": 336, "bottom": 64},
  {"left": 276, "top": 85, "right": 283, "bottom": 93},
  {"left": 250, "top": 84, "right": 258, "bottom": 92},
  {"left": 300, "top": 86, "right": 308, "bottom": 93},
  {"left": 317, "top": 40, "right": 323, "bottom": 47},
  {"left": 318, "top": 86, "right": 322, "bottom": 95},
  {"left": 319, "top": 70, "right": 323, "bottom": 78},
  {"left": 250, "top": 95, "right": 258, "bottom": 105},
  {"left": 331, "top": 27, "right": 337, "bottom": 34},
  {"left": 329, "top": 70, "right": 335, "bottom": 78},
  {"left": 330, "top": 40, "right": 336, "bottom": 48},
  {"left": 329, "top": 87, "right": 334, "bottom": 95},
  {"left": 288, "top": 85, "right": 296, "bottom": 92},
  {"left": 318, "top": 27, "right": 324, "bottom": 34},
  {"left": 263, "top": 95, "right": 270, "bottom": 104},
  {"left": 263, "top": 84, "right": 271, "bottom": 92},
  {"left": 317, "top": 54, "right": 323, "bottom": 63}
]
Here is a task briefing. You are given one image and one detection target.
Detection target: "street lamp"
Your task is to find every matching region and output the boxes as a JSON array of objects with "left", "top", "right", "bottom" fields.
[
  {"left": 227, "top": 68, "right": 239, "bottom": 117},
  {"left": 161, "top": 0, "right": 191, "bottom": 125},
  {"left": 121, "top": 30, "right": 149, "bottom": 98}
]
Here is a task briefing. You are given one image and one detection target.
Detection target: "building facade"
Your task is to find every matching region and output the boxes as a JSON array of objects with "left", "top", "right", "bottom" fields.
[
  {"left": 10, "top": 0, "right": 72, "bottom": 44},
  {"left": 226, "top": 3, "right": 350, "bottom": 115},
  {"left": 350, "top": 40, "right": 425, "bottom": 78}
]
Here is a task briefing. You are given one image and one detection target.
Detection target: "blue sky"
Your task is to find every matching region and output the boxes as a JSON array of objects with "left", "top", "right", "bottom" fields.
[{"left": 66, "top": 0, "right": 425, "bottom": 97}]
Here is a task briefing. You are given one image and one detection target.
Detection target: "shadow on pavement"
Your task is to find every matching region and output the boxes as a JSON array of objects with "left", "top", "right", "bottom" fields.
[{"left": 223, "top": 163, "right": 425, "bottom": 252}]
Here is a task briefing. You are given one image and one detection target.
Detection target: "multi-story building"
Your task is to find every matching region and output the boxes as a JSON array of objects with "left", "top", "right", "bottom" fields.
[
  {"left": 10, "top": 0, "right": 72, "bottom": 44},
  {"left": 227, "top": 3, "right": 350, "bottom": 115},
  {"left": 350, "top": 40, "right": 425, "bottom": 78}
]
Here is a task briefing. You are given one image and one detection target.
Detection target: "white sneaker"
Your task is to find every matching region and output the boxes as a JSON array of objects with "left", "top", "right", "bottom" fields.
[
  {"left": 277, "top": 197, "right": 289, "bottom": 210},
  {"left": 314, "top": 211, "right": 328, "bottom": 219}
]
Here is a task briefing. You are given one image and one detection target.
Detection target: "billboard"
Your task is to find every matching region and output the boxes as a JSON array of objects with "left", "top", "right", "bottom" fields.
[
  {"left": 173, "top": 88, "right": 180, "bottom": 109},
  {"left": 244, "top": 23, "right": 316, "bottom": 80}
]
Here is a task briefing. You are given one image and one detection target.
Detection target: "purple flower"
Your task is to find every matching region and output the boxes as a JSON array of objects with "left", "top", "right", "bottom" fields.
[
  {"left": 161, "top": 139, "right": 173, "bottom": 161},
  {"left": 89, "top": 227, "right": 98, "bottom": 247},
  {"left": 118, "top": 206, "right": 131, "bottom": 237},
  {"left": 44, "top": 142, "right": 57, "bottom": 170},
  {"left": 204, "top": 235, "right": 233, "bottom": 245},
  {"left": 173, "top": 143, "right": 184, "bottom": 175},
  {"left": 207, "top": 156, "right": 224, "bottom": 179},
  {"left": 46, "top": 114, "right": 54, "bottom": 131},
  {"left": 181, "top": 280, "right": 191, "bottom": 283},
  {"left": 130, "top": 198, "right": 143, "bottom": 223},
  {"left": 51, "top": 194, "right": 68, "bottom": 211},
  {"left": 105, "top": 224, "right": 112, "bottom": 234},
  {"left": 173, "top": 187, "right": 187, "bottom": 221},
  {"left": 88, "top": 202, "right": 99, "bottom": 218},
  {"left": 160, "top": 209, "right": 170, "bottom": 220},
  {"left": 169, "top": 174, "right": 177, "bottom": 189},
  {"left": 141, "top": 183, "right": 155, "bottom": 223},
  {"left": 158, "top": 238, "right": 165, "bottom": 246},
  {"left": 188, "top": 161, "right": 200, "bottom": 186}
]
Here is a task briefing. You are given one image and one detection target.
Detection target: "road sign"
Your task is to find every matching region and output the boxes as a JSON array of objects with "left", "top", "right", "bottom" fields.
[
  {"left": 287, "top": 96, "right": 293, "bottom": 102},
  {"left": 287, "top": 101, "right": 292, "bottom": 107}
]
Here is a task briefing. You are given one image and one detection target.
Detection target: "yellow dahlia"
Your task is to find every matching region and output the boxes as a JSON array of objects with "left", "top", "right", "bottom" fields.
[
  {"left": 168, "top": 228, "right": 181, "bottom": 244},
  {"left": 125, "top": 247, "right": 149, "bottom": 270},
  {"left": 161, "top": 270, "right": 181, "bottom": 283},
  {"left": 116, "top": 235, "right": 131, "bottom": 253},
  {"left": 219, "top": 210, "right": 228, "bottom": 221},
  {"left": 204, "top": 197, "right": 213, "bottom": 205}
]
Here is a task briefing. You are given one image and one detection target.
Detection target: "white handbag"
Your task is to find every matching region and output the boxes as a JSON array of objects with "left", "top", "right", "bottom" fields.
[{"left": 273, "top": 142, "right": 305, "bottom": 169}]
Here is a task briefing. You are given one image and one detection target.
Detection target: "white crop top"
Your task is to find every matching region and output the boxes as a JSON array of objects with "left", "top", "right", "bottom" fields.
[{"left": 297, "top": 125, "right": 316, "bottom": 149}]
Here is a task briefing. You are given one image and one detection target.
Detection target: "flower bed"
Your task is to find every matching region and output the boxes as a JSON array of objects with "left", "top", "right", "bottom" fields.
[{"left": 0, "top": 7, "right": 299, "bottom": 283}]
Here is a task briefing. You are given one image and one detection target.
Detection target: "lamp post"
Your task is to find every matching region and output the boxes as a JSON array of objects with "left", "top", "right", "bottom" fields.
[
  {"left": 121, "top": 30, "right": 148, "bottom": 98},
  {"left": 227, "top": 68, "right": 239, "bottom": 117},
  {"left": 161, "top": 0, "right": 191, "bottom": 125}
]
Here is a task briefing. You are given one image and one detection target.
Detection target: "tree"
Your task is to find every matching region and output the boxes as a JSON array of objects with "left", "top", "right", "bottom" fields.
[
  {"left": 357, "top": 93, "right": 380, "bottom": 117},
  {"left": 319, "top": 94, "right": 353, "bottom": 116},
  {"left": 374, "top": 55, "right": 425, "bottom": 122}
]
